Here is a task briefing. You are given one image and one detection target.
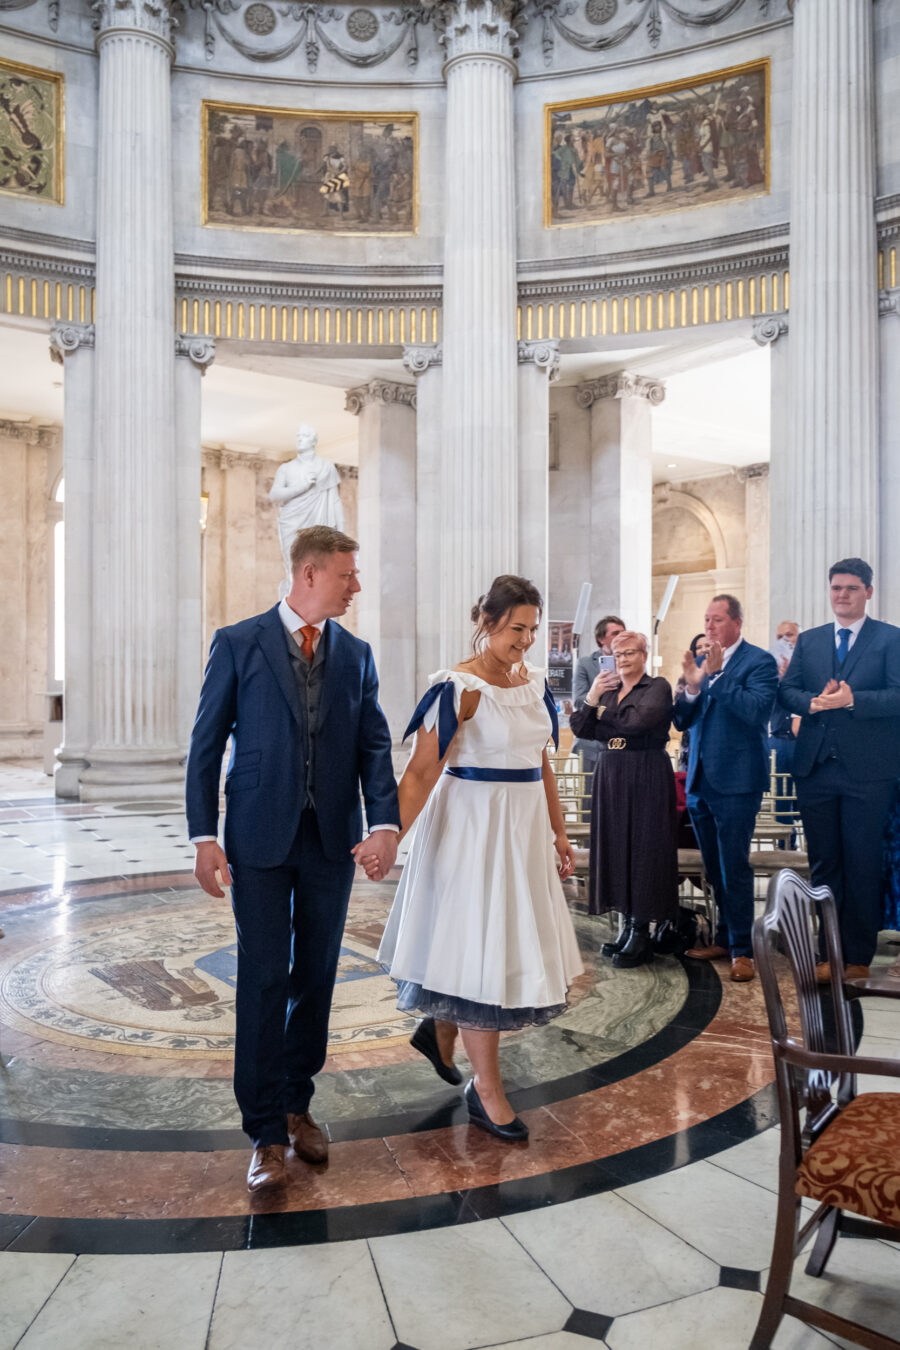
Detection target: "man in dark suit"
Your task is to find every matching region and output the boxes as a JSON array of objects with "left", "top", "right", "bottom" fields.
[
  {"left": 572, "top": 615, "right": 625, "bottom": 771},
  {"left": 186, "top": 526, "right": 400, "bottom": 1191},
  {"left": 779, "top": 558, "right": 900, "bottom": 980},
  {"left": 673, "top": 594, "right": 778, "bottom": 982}
]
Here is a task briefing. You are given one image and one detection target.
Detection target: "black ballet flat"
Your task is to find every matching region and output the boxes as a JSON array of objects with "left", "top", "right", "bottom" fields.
[
  {"left": 464, "top": 1078, "right": 529, "bottom": 1142},
  {"left": 410, "top": 1017, "right": 463, "bottom": 1086}
]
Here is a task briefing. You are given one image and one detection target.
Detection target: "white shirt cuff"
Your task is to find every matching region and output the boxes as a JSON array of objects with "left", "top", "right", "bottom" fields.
[
  {"left": 190, "top": 836, "right": 218, "bottom": 844},
  {"left": 683, "top": 688, "right": 701, "bottom": 702},
  {"left": 368, "top": 824, "right": 399, "bottom": 833}
]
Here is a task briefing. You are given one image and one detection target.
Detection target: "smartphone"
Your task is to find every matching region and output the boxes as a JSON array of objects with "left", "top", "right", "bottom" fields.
[{"left": 599, "top": 655, "right": 616, "bottom": 674}]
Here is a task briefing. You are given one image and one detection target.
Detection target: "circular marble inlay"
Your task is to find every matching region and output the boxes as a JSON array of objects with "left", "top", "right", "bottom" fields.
[
  {"left": 244, "top": 2, "right": 276, "bottom": 36},
  {"left": 347, "top": 7, "right": 379, "bottom": 41},
  {"left": 585, "top": 0, "right": 617, "bottom": 24}
]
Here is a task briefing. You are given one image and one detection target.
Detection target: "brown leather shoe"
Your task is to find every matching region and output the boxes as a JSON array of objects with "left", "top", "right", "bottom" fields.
[
  {"left": 844, "top": 964, "right": 870, "bottom": 981},
  {"left": 684, "top": 944, "right": 730, "bottom": 961},
  {"left": 815, "top": 962, "right": 832, "bottom": 984},
  {"left": 287, "top": 1111, "right": 328, "bottom": 1164},
  {"left": 730, "top": 957, "right": 755, "bottom": 982},
  {"left": 246, "top": 1144, "right": 286, "bottom": 1192}
]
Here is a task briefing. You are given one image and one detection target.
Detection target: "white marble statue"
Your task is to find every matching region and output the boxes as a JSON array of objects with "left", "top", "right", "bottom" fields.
[{"left": 269, "top": 423, "right": 345, "bottom": 597}]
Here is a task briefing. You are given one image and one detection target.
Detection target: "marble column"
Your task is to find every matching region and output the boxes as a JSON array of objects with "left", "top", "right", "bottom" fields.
[
  {"left": 577, "top": 373, "right": 664, "bottom": 643},
  {"left": 879, "top": 292, "right": 900, "bottom": 623},
  {"left": 737, "top": 462, "right": 771, "bottom": 647},
  {"left": 788, "top": 0, "right": 879, "bottom": 625},
  {"left": 518, "top": 339, "right": 559, "bottom": 650},
  {"left": 220, "top": 449, "right": 260, "bottom": 625},
  {"left": 174, "top": 336, "right": 215, "bottom": 752},
  {"left": 403, "top": 344, "right": 443, "bottom": 693},
  {"left": 49, "top": 323, "right": 95, "bottom": 797},
  {"left": 346, "top": 379, "right": 418, "bottom": 741},
  {"left": 439, "top": 0, "right": 519, "bottom": 664},
  {"left": 753, "top": 317, "right": 791, "bottom": 631},
  {"left": 80, "top": 0, "right": 179, "bottom": 799}
]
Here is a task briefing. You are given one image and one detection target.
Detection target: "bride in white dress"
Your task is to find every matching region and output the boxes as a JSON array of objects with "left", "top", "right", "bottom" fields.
[{"left": 378, "top": 575, "right": 583, "bottom": 1141}]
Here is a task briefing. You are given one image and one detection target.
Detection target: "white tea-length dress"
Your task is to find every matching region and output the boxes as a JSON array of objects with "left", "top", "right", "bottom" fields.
[{"left": 377, "top": 666, "right": 584, "bottom": 1029}]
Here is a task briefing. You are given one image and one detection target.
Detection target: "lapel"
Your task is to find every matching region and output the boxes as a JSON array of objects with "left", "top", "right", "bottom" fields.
[
  {"left": 256, "top": 606, "right": 303, "bottom": 729},
  {"left": 316, "top": 619, "right": 341, "bottom": 727},
  {"left": 840, "top": 616, "right": 877, "bottom": 684}
]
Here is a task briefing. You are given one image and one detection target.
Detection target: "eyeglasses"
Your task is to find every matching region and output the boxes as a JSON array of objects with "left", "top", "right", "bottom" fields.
[{"left": 615, "top": 650, "right": 643, "bottom": 659}]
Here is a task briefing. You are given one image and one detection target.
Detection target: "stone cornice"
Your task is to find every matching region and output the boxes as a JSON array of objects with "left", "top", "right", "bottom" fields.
[
  {"left": 50, "top": 321, "right": 95, "bottom": 363},
  {"left": 576, "top": 371, "right": 665, "bottom": 407},
  {"left": 345, "top": 379, "right": 417, "bottom": 413},
  {"left": 403, "top": 343, "right": 442, "bottom": 374},
  {"left": 175, "top": 333, "right": 216, "bottom": 371},
  {"left": 0, "top": 418, "right": 58, "bottom": 447}
]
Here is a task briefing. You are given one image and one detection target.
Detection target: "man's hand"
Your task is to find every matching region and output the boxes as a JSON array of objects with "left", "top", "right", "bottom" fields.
[
  {"left": 810, "top": 679, "right": 854, "bottom": 713},
  {"left": 704, "top": 641, "right": 724, "bottom": 675},
  {"left": 681, "top": 650, "right": 706, "bottom": 693},
  {"left": 194, "top": 841, "right": 232, "bottom": 898},
  {"left": 351, "top": 830, "right": 398, "bottom": 882}
]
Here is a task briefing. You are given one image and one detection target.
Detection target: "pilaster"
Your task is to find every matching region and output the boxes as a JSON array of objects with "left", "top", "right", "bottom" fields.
[
  {"left": 517, "top": 339, "right": 559, "bottom": 641},
  {"left": 879, "top": 291, "right": 900, "bottom": 622},
  {"left": 403, "top": 344, "right": 443, "bottom": 693}
]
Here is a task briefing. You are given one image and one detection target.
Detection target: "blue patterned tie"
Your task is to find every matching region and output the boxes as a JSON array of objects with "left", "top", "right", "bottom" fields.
[{"left": 837, "top": 628, "right": 851, "bottom": 665}]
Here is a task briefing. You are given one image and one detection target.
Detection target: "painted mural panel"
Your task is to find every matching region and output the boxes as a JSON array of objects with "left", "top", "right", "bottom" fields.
[
  {"left": 0, "top": 58, "right": 64, "bottom": 204},
  {"left": 203, "top": 102, "right": 417, "bottom": 235},
  {"left": 545, "top": 60, "right": 768, "bottom": 228}
]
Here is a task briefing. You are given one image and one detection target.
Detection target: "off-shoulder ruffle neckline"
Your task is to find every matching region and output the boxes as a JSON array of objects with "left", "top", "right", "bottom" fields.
[{"left": 428, "top": 663, "right": 546, "bottom": 703}]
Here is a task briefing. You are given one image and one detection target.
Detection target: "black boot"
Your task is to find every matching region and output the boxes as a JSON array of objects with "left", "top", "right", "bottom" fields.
[
  {"left": 612, "top": 922, "right": 653, "bottom": 968},
  {"left": 601, "top": 916, "right": 632, "bottom": 959}
]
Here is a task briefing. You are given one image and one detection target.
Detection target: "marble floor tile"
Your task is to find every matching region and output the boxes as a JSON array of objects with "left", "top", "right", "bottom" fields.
[
  {"left": 860, "top": 1006, "right": 900, "bottom": 1039},
  {"left": 853, "top": 1034, "right": 900, "bottom": 1095},
  {"left": 16, "top": 1252, "right": 221, "bottom": 1350},
  {"left": 616, "top": 1159, "right": 784, "bottom": 1270},
  {"left": 706, "top": 1124, "right": 783, "bottom": 1194},
  {"left": 369, "top": 1219, "right": 571, "bottom": 1350},
  {"left": 0, "top": 1252, "right": 74, "bottom": 1350},
  {"left": 770, "top": 1232, "right": 900, "bottom": 1346},
  {"left": 606, "top": 1286, "right": 836, "bottom": 1350},
  {"left": 208, "top": 1242, "right": 394, "bottom": 1350},
  {"left": 480, "top": 1336, "right": 604, "bottom": 1350},
  {"left": 503, "top": 1189, "right": 718, "bottom": 1316}
]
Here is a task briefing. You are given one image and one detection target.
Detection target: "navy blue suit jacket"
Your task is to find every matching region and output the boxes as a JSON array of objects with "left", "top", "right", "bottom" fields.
[
  {"left": 185, "top": 606, "right": 399, "bottom": 868},
  {"left": 672, "top": 639, "right": 778, "bottom": 796},
  {"left": 778, "top": 617, "right": 900, "bottom": 782}
]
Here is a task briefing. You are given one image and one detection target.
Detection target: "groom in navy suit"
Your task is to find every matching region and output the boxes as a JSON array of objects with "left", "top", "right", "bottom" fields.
[
  {"left": 673, "top": 594, "right": 778, "bottom": 982},
  {"left": 186, "top": 526, "right": 400, "bottom": 1191},
  {"left": 779, "top": 558, "right": 900, "bottom": 978}
]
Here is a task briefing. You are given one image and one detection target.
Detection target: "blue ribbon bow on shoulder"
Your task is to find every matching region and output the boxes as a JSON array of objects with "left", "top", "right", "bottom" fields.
[
  {"left": 543, "top": 680, "right": 559, "bottom": 751},
  {"left": 403, "top": 681, "right": 458, "bottom": 759}
]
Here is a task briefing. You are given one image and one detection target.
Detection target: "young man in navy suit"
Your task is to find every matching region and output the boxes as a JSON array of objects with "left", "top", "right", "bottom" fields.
[
  {"left": 186, "top": 526, "right": 400, "bottom": 1191},
  {"left": 673, "top": 594, "right": 778, "bottom": 982},
  {"left": 779, "top": 558, "right": 900, "bottom": 980}
]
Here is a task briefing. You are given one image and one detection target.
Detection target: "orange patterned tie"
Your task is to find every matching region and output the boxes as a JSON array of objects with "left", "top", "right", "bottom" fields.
[{"left": 299, "top": 625, "right": 318, "bottom": 662}]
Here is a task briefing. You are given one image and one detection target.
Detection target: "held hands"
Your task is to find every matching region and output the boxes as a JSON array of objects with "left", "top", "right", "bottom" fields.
[
  {"left": 810, "top": 679, "right": 854, "bottom": 713},
  {"left": 194, "top": 841, "right": 232, "bottom": 898},
  {"left": 351, "top": 829, "right": 398, "bottom": 882},
  {"left": 554, "top": 833, "right": 576, "bottom": 880}
]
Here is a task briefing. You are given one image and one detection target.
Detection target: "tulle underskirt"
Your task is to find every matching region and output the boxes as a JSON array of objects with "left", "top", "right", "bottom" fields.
[{"left": 394, "top": 979, "right": 567, "bottom": 1031}]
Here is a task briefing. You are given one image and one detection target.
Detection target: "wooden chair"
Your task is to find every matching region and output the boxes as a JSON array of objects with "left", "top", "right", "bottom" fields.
[{"left": 750, "top": 869, "right": 900, "bottom": 1350}]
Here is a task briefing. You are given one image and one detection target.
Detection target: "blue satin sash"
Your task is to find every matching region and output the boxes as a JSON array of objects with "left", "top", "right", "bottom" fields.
[
  {"left": 444, "top": 766, "right": 542, "bottom": 783},
  {"left": 403, "top": 680, "right": 458, "bottom": 758}
]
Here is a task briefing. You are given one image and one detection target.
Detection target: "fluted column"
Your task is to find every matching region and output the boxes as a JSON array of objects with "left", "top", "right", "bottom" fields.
[
  {"left": 788, "top": 0, "right": 879, "bottom": 624},
  {"left": 439, "top": 0, "right": 519, "bottom": 664},
  {"left": 403, "top": 344, "right": 443, "bottom": 693},
  {"left": 879, "top": 294, "right": 900, "bottom": 622},
  {"left": 80, "top": 0, "right": 179, "bottom": 799},
  {"left": 346, "top": 379, "right": 418, "bottom": 740},
  {"left": 49, "top": 323, "right": 95, "bottom": 797},
  {"left": 517, "top": 339, "right": 559, "bottom": 641}
]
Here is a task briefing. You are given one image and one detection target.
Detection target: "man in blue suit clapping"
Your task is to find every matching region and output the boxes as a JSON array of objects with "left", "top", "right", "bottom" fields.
[
  {"left": 673, "top": 594, "right": 778, "bottom": 982},
  {"left": 186, "top": 526, "right": 400, "bottom": 1192}
]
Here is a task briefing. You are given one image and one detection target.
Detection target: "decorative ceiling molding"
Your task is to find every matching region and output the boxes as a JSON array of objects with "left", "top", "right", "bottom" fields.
[{"left": 529, "top": 0, "right": 774, "bottom": 68}]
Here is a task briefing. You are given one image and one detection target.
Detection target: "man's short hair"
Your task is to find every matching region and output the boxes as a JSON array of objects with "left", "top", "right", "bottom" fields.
[
  {"left": 595, "top": 614, "right": 625, "bottom": 645},
  {"left": 711, "top": 593, "right": 743, "bottom": 622},
  {"left": 828, "top": 557, "right": 873, "bottom": 588},
  {"left": 290, "top": 525, "right": 359, "bottom": 573}
]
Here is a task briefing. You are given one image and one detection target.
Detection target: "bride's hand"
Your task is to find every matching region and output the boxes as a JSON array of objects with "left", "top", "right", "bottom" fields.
[{"left": 555, "top": 834, "right": 576, "bottom": 879}]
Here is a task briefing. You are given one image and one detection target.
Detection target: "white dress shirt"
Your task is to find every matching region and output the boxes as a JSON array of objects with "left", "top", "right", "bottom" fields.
[{"left": 833, "top": 615, "right": 866, "bottom": 652}]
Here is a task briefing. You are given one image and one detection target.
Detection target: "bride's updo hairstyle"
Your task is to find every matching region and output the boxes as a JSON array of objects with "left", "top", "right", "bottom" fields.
[{"left": 469, "top": 574, "right": 543, "bottom": 656}]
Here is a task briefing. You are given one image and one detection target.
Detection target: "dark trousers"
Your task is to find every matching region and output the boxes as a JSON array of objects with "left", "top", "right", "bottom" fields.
[
  {"left": 687, "top": 770, "right": 762, "bottom": 958},
  {"left": 229, "top": 808, "right": 355, "bottom": 1147},
  {"left": 795, "top": 761, "right": 895, "bottom": 967}
]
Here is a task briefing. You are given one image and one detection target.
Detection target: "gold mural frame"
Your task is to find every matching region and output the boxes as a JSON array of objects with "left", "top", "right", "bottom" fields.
[
  {"left": 0, "top": 55, "right": 65, "bottom": 206},
  {"left": 543, "top": 57, "right": 770, "bottom": 230},
  {"left": 201, "top": 99, "right": 419, "bottom": 237}
]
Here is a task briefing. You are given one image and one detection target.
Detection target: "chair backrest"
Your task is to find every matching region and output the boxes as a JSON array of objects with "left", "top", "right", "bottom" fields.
[{"left": 752, "top": 869, "right": 857, "bottom": 1144}]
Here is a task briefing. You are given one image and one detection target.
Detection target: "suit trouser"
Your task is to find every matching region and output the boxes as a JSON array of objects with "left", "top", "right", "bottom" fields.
[
  {"left": 795, "top": 761, "right": 895, "bottom": 967},
  {"left": 229, "top": 808, "right": 356, "bottom": 1147},
  {"left": 687, "top": 770, "right": 762, "bottom": 958}
]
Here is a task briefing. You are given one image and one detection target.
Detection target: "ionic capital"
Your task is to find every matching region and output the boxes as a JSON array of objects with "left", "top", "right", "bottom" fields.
[
  {"left": 879, "top": 289, "right": 900, "bottom": 319},
  {"left": 737, "top": 463, "right": 770, "bottom": 483},
  {"left": 517, "top": 338, "right": 560, "bottom": 382},
  {"left": 576, "top": 371, "right": 665, "bottom": 408},
  {"left": 92, "top": 0, "right": 175, "bottom": 53},
  {"left": 752, "top": 316, "right": 789, "bottom": 347},
  {"left": 50, "top": 322, "right": 95, "bottom": 365},
  {"left": 175, "top": 334, "right": 216, "bottom": 374},
  {"left": 435, "top": 0, "right": 520, "bottom": 71},
  {"left": 345, "top": 380, "right": 417, "bottom": 415},
  {"left": 402, "top": 344, "right": 443, "bottom": 377}
]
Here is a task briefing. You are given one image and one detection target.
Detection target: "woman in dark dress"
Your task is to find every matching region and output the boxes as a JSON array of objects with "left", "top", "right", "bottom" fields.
[{"left": 569, "top": 630, "right": 679, "bottom": 968}]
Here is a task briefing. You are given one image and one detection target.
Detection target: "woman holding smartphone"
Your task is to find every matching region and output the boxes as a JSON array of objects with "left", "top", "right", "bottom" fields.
[{"left": 569, "top": 630, "right": 679, "bottom": 968}]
